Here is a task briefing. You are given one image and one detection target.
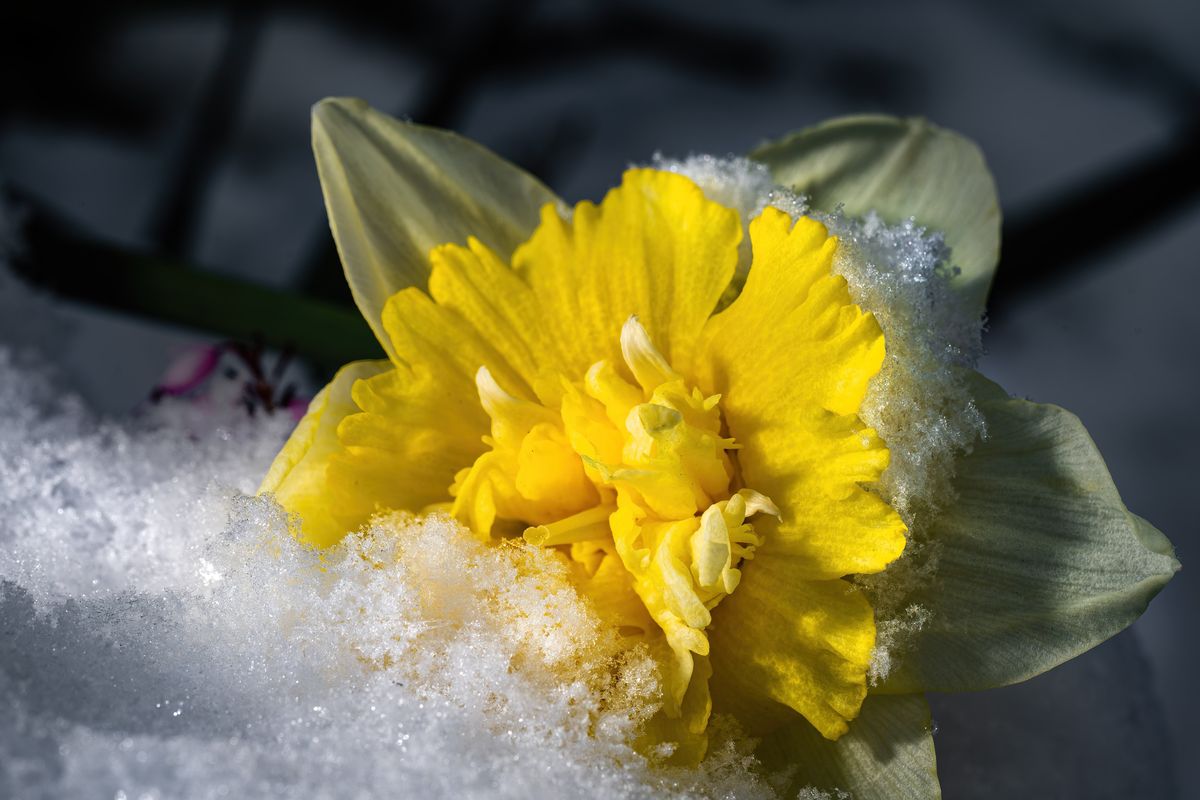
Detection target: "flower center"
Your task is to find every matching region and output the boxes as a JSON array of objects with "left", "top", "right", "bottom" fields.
[{"left": 450, "top": 316, "right": 777, "bottom": 662}]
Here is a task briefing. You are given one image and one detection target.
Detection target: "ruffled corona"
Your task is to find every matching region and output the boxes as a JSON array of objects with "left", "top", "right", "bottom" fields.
[
  {"left": 263, "top": 167, "right": 908, "bottom": 759},
  {"left": 448, "top": 316, "right": 779, "bottom": 755}
]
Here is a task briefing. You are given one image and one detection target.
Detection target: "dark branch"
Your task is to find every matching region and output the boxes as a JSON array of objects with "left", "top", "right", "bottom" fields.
[{"left": 149, "top": 5, "right": 265, "bottom": 256}]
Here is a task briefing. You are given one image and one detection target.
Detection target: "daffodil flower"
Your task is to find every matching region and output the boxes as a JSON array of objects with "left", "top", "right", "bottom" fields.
[{"left": 261, "top": 98, "right": 1178, "bottom": 797}]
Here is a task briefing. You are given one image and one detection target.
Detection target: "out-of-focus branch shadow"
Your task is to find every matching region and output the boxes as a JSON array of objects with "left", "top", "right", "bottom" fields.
[
  {"left": 979, "top": 0, "right": 1200, "bottom": 324},
  {"left": 150, "top": 5, "right": 265, "bottom": 257}
]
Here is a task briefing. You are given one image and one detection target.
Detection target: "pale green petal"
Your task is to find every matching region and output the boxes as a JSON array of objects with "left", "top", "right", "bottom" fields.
[
  {"left": 757, "top": 693, "right": 940, "bottom": 799},
  {"left": 751, "top": 116, "right": 1000, "bottom": 316},
  {"left": 312, "top": 97, "right": 561, "bottom": 359},
  {"left": 881, "top": 372, "right": 1179, "bottom": 693}
]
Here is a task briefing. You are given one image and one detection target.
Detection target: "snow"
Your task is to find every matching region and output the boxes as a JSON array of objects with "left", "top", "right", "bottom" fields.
[{"left": 0, "top": 351, "right": 776, "bottom": 799}]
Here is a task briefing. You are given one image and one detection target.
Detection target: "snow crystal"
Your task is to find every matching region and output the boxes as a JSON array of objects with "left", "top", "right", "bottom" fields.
[
  {"left": 0, "top": 351, "right": 776, "bottom": 799},
  {"left": 826, "top": 211, "right": 985, "bottom": 683},
  {"left": 826, "top": 210, "right": 985, "bottom": 521}
]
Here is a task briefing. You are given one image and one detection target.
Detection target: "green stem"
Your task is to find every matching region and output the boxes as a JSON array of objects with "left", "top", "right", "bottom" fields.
[{"left": 9, "top": 188, "right": 382, "bottom": 371}]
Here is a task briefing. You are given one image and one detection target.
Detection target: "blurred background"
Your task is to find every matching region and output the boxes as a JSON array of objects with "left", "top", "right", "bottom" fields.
[{"left": 1, "top": 1, "right": 1196, "bottom": 796}]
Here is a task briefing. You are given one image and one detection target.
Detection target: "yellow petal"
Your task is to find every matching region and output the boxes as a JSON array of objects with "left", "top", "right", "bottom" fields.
[
  {"left": 426, "top": 168, "right": 742, "bottom": 388},
  {"left": 696, "top": 209, "right": 906, "bottom": 580},
  {"left": 328, "top": 364, "right": 486, "bottom": 529},
  {"left": 515, "top": 422, "right": 596, "bottom": 506},
  {"left": 259, "top": 359, "right": 391, "bottom": 548},
  {"left": 380, "top": 286, "right": 532, "bottom": 402},
  {"left": 568, "top": 540, "right": 656, "bottom": 634},
  {"left": 473, "top": 366, "right": 559, "bottom": 451},
  {"left": 450, "top": 367, "right": 599, "bottom": 537},
  {"left": 426, "top": 236, "right": 556, "bottom": 402},
  {"left": 708, "top": 557, "right": 876, "bottom": 740},
  {"left": 620, "top": 315, "right": 681, "bottom": 393},
  {"left": 320, "top": 287, "right": 537, "bottom": 535}
]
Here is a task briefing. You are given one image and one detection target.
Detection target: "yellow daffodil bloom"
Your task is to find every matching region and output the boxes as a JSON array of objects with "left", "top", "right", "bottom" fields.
[
  {"left": 269, "top": 165, "right": 904, "bottom": 757},
  {"left": 262, "top": 98, "right": 1179, "bottom": 797}
]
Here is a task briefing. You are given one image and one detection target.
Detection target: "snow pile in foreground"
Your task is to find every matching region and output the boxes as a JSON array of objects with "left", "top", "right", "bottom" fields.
[{"left": 0, "top": 350, "right": 772, "bottom": 800}]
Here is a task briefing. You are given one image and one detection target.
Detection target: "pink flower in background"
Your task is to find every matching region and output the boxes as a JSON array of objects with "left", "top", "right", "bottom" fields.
[
  {"left": 153, "top": 344, "right": 225, "bottom": 400},
  {"left": 153, "top": 342, "right": 309, "bottom": 420}
]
